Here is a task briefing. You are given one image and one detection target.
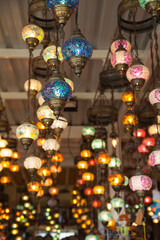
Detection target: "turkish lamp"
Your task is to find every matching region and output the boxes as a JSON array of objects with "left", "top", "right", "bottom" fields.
[
  {"left": 138, "top": 144, "right": 149, "bottom": 154},
  {"left": 37, "top": 138, "right": 46, "bottom": 147},
  {"left": 37, "top": 104, "right": 55, "bottom": 129},
  {"left": 41, "top": 71, "right": 72, "bottom": 119},
  {"left": 50, "top": 164, "right": 62, "bottom": 175},
  {"left": 82, "top": 126, "right": 95, "bottom": 142},
  {"left": 0, "top": 176, "right": 11, "bottom": 184},
  {"left": 111, "top": 34, "right": 131, "bottom": 54},
  {"left": 149, "top": 88, "right": 160, "bottom": 114},
  {"left": 108, "top": 155, "right": 121, "bottom": 169},
  {"left": 24, "top": 156, "right": 42, "bottom": 176},
  {"left": 108, "top": 171, "right": 124, "bottom": 192},
  {"left": 37, "top": 166, "right": 51, "bottom": 178},
  {"left": 111, "top": 194, "right": 125, "bottom": 213},
  {"left": 42, "top": 138, "right": 60, "bottom": 157},
  {"left": 139, "top": 0, "right": 160, "bottom": 17},
  {"left": 16, "top": 121, "right": 39, "bottom": 151},
  {"left": 110, "top": 131, "right": 118, "bottom": 149},
  {"left": 49, "top": 186, "right": 59, "bottom": 195},
  {"left": 111, "top": 43, "right": 132, "bottom": 77},
  {"left": 12, "top": 151, "right": 20, "bottom": 160},
  {"left": 0, "top": 148, "right": 12, "bottom": 159},
  {"left": 24, "top": 78, "right": 42, "bottom": 98},
  {"left": 27, "top": 181, "right": 40, "bottom": 197},
  {"left": 133, "top": 128, "right": 146, "bottom": 139},
  {"left": 122, "top": 90, "right": 134, "bottom": 110},
  {"left": 1, "top": 160, "right": 11, "bottom": 169},
  {"left": 22, "top": 24, "right": 44, "bottom": 50},
  {"left": 148, "top": 123, "right": 160, "bottom": 138},
  {"left": 98, "top": 209, "right": 112, "bottom": 226},
  {"left": 44, "top": 178, "right": 53, "bottom": 187},
  {"left": 36, "top": 121, "right": 46, "bottom": 137},
  {"left": 129, "top": 168, "right": 152, "bottom": 204},
  {"left": 142, "top": 137, "right": 155, "bottom": 151},
  {"left": 0, "top": 137, "right": 8, "bottom": 149},
  {"left": 80, "top": 149, "right": 92, "bottom": 158},
  {"left": 149, "top": 144, "right": 160, "bottom": 172},
  {"left": 85, "top": 233, "right": 99, "bottom": 240},
  {"left": 46, "top": 0, "right": 79, "bottom": 27},
  {"left": 93, "top": 185, "right": 105, "bottom": 195},
  {"left": 126, "top": 58, "right": 150, "bottom": 93},
  {"left": 43, "top": 41, "right": 63, "bottom": 71},
  {"left": 82, "top": 172, "right": 94, "bottom": 182},
  {"left": 77, "top": 160, "right": 88, "bottom": 170},
  {"left": 91, "top": 139, "right": 106, "bottom": 150},
  {"left": 51, "top": 116, "right": 68, "bottom": 138},
  {"left": 51, "top": 152, "right": 64, "bottom": 165},
  {"left": 10, "top": 163, "right": 20, "bottom": 172},
  {"left": 62, "top": 27, "right": 93, "bottom": 77},
  {"left": 122, "top": 110, "right": 138, "bottom": 133}
]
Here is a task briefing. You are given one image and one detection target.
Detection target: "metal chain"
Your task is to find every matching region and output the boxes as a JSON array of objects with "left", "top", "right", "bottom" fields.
[
  {"left": 148, "top": 30, "right": 155, "bottom": 88},
  {"left": 153, "top": 19, "right": 160, "bottom": 86},
  {"left": 27, "top": 49, "right": 33, "bottom": 120}
]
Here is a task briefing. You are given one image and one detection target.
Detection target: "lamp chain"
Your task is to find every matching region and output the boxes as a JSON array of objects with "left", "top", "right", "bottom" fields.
[
  {"left": 133, "top": 8, "right": 138, "bottom": 59},
  {"left": 153, "top": 19, "right": 160, "bottom": 86},
  {"left": 148, "top": 30, "right": 155, "bottom": 88},
  {"left": 27, "top": 49, "right": 33, "bottom": 120}
]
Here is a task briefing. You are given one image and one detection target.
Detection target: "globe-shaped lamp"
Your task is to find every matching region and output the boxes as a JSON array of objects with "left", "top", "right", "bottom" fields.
[
  {"left": 122, "top": 90, "right": 134, "bottom": 109},
  {"left": 91, "top": 139, "right": 106, "bottom": 150},
  {"left": 148, "top": 124, "right": 160, "bottom": 137},
  {"left": 82, "top": 172, "right": 94, "bottom": 182},
  {"left": 111, "top": 195, "right": 124, "bottom": 212},
  {"left": 111, "top": 35, "right": 131, "bottom": 54},
  {"left": 98, "top": 210, "right": 112, "bottom": 225},
  {"left": 139, "top": 0, "right": 160, "bottom": 17},
  {"left": 37, "top": 104, "right": 55, "bottom": 128},
  {"left": 142, "top": 137, "right": 155, "bottom": 150},
  {"left": 24, "top": 156, "right": 42, "bottom": 175},
  {"left": 82, "top": 126, "right": 95, "bottom": 142},
  {"left": 42, "top": 138, "right": 60, "bottom": 157},
  {"left": 149, "top": 149, "right": 160, "bottom": 172},
  {"left": 24, "top": 79, "right": 42, "bottom": 97},
  {"left": 149, "top": 88, "right": 160, "bottom": 114},
  {"left": 108, "top": 156, "right": 121, "bottom": 169},
  {"left": 93, "top": 185, "right": 105, "bottom": 195},
  {"left": 122, "top": 110, "right": 138, "bottom": 133},
  {"left": 133, "top": 128, "right": 146, "bottom": 139},
  {"left": 51, "top": 116, "right": 68, "bottom": 138}
]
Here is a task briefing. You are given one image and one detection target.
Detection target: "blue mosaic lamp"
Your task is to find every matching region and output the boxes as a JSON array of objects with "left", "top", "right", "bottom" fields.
[
  {"left": 41, "top": 72, "right": 72, "bottom": 119},
  {"left": 46, "top": 0, "right": 79, "bottom": 26},
  {"left": 62, "top": 27, "right": 93, "bottom": 77}
]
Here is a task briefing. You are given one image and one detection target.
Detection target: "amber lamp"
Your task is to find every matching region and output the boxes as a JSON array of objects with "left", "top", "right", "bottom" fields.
[
  {"left": 37, "top": 138, "right": 46, "bottom": 147},
  {"left": 27, "top": 181, "right": 40, "bottom": 194},
  {"left": 92, "top": 199, "right": 101, "bottom": 208},
  {"left": 84, "top": 188, "right": 93, "bottom": 196},
  {"left": 122, "top": 110, "right": 138, "bottom": 132},
  {"left": 38, "top": 166, "right": 51, "bottom": 177},
  {"left": 50, "top": 164, "right": 62, "bottom": 174},
  {"left": 49, "top": 186, "right": 59, "bottom": 195},
  {"left": 89, "top": 159, "right": 96, "bottom": 166},
  {"left": 80, "top": 149, "right": 92, "bottom": 158},
  {"left": 71, "top": 188, "right": 79, "bottom": 195},
  {"left": 12, "top": 151, "right": 20, "bottom": 160},
  {"left": 37, "top": 188, "right": 44, "bottom": 197},
  {"left": 82, "top": 172, "right": 94, "bottom": 182},
  {"left": 1, "top": 160, "right": 11, "bottom": 169},
  {"left": 44, "top": 178, "right": 53, "bottom": 187},
  {"left": 10, "top": 164, "right": 20, "bottom": 172},
  {"left": 93, "top": 185, "right": 105, "bottom": 195},
  {"left": 77, "top": 160, "right": 88, "bottom": 170},
  {"left": 0, "top": 176, "right": 10, "bottom": 184},
  {"left": 51, "top": 152, "right": 64, "bottom": 164},
  {"left": 97, "top": 152, "right": 111, "bottom": 165},
  {"left": 108, "top": 173, "right": 124, "bottom": 192}
]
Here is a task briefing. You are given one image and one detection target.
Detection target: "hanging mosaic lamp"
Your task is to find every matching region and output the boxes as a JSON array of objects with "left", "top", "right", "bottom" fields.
[
  {"left": 108, "top": 172, "right": 124, "bottom": 192},
  {"left": 27, "top": 181, "right": 40, "bottom": 196},
  {"left": 24, "top": 156, "right": 42, "bottom": 175},
  {"left": 46, "top": 0, "right": 79, "bottom": 27},
  {"left": 142, "top": 137, "right": 155, "bottom": 151},
  {"left": 82, "top": 172, "right": 94, "bottom": 182},
  {"left": 91, "top": 139, "right": 106, "bottom": 150},
  {"left": 149, "top": 145, "right": 160, "bottom": 172},
  {"left": 22, "top": 24, "right": 44, "bottom": 50},
  {"left": 93, "top": 185, "right": 105, "bottom": 195},
  {"left": 43, "top": 41, "right": 63, "bottom": 71},
  {"left": 126, "top": 58, "right": 150, "bottom": 93},
  {"left": 133, "top": 128, "right": 146, "bottom": 139},
  {"left": 51, "top": 116, "right": 68, "bottom": 138},
  {"left": 122, "top": 110, "right": 138, "bottom": 133},
  {"left": 111, "top": 194, "right": 125, "bottom": 212},
  {"left": 148, "top": 124, "right": 160, "bottom": 137},
  {"left": 98, "top": 210, "right": 112, "bottom": 226},
  {"left": 111, "top": 34, "right": 131, "bottom": 54},
  {"left": 96, "top": 152, "right": 111, "bottom": 166},
  {"left": 139, "top": 0, "right": 160, "bottom": 17},
  {"left": 122, "top": 90, "right": 134, "bottom": 110},
  {"left": 111, "top": 43, "right": 132, "bottom": 77},
  {"left": 51, "top": 152, "right": 64, "bottom": 164},
  {"left": 24, "top": 78, "right": 42, "bottom": 98},
  {"left": 42, "top": 138, "right": 60, "bottom": 157},
  {"left": 16, "top": 122, "right": 39, "bottom": 151},
  {"left": 82, "top": 126, "right": 95, "bottom": 142},
  {"left": 138, "top": 144, "right": 149, "bottom": 154},
  {"left": 149, "top": 88, "right": 160, "bottom": 114},
  {"left": 62, "top": 27, "right": 93, "bottom": 78},
  {"left": 10, "top": 163, "right": 20, "bottom": 173},
  {"left": 41, "top": 72, "right": 72, "bottom": 119},
  {"left": 37, "top": 104, "right": 55, "bottom": 128},
  {"left": 0, "top": 138, "right": 8, "bottom": 149},
  {"left": 77, "top": 160, "right": 88, "bottom": 171},
  {"left": 85, "top": 233, "right": 99, "bottom": 240},
  {"left": 108, "top": 155, "right": 121, "bottom": 169}
]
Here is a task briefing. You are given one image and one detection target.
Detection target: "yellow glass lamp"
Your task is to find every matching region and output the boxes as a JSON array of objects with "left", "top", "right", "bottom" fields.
[
  {"left": 97, "top": 152, "right": 111, "bottom": 165},
  {"left": 122, "top": 110, "right": 138, "bottom": 132},
  {"left": 77, "top": 160, "right": 89, "bottom": 170},
  {"left": 82, "top": 172, "right": 94, "bottom": 182},
  {"left": 93, "top": 185, "right": 105, "bottom": 195},
  {"left": 122, "top": 91, "right": 134, "bottom": 109},
  {"left": 80, "top": 149, "right": 92, "bottom": 158}
]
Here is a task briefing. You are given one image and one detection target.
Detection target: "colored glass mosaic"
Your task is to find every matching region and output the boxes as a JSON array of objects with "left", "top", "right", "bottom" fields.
[
  {"left": 149, "top": 150, "right": 160, "bottom": 166},
  {"left": 82, "top": 126, "right": 95, "bottom": 136},
  {"left": 111, "top": 39, "right": 131, "bottom": 54},
  {"left": 139, "top": 0, "right": 153, "bottom": 9},
  {"left": 108, "top": 157, "right": 121, "bottom": 168},
  {"left": 129, "top": 175, "right": 152, "bottom": 191},
  {"left": 41, "top": 79, "right": 72, "bottom": 101},
  {"left": 46, "top": 0, "right": 79, "bottom": 10},
  {"left": 16, "top": 123, "right": 39, "bottom": 140},
  {"left": 37, "top": 105, "right": 55, "bottom": 120},
  {"left": 111, "top": 197, "right": 124, "bottom": 208},
  {"left": 126, "top": 64, "right": 150, "bottom": 82},
  {"left": 22, "top": 24, "right": 44, "bottom": 43},
  {"left": 98, "top": 211, "right": 112, "bottom": 222},
  {"left": 149, "top": 88, "right": 160, "bottom": 105},
  {"left": 111, "top": 50, "right": 132, "bottom": 68},
  {"left": 91, "top": 139, "right": 106, "bottom": 150},
  {"left": 62, "top": 36, "right": 93, "bottom": 61},
  {"left": 43, "top": 45, "right": 63, "bottom": 62}
]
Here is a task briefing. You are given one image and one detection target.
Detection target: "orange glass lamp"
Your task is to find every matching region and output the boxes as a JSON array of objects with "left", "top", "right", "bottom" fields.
[
  {"left": 77, "top": 160, "right": 89, "bottom": 170},
  {"left": 44, "top": 178, "right": 53, "bottom": 187},
  {"left": 10, "top": 163, "right": 20, "bottom": 172},
  {"left": 122, "top": 110, "right": 138, "bottom": 132},
  {"left": 93, "top": 185, "right": 105, "bottom": 195},
  {"left": 12, "top": 151, "right": 20, "bottom": 160},
  {"left": 37, "top": 188, "right": 44, "bottom": 198},
  {"left": 1, "top": 160, "right": 11, "bottom": 169},
  {"left": 84, "top": 187, "right": 93, "bottom": 196},
  {"left": 107, "top": 218, "right": 116, "bottom": 228},
  {"left": 37, "top": 166, "right": 51, "bottom": 178},
  {"left": 97, "top": 152, "right": 111, "bottom": 166},
  {"left": 51, "top": 152, "right": 64, "bottom": 164},
  {"left": 49, "top": 186, "right": 59, "bottom": 195},
  {"left": 0, "top": 176, "right": 11, "bottom": 184},
  {"left": 50, "top": 164, "right": 62, "bottom": 174},
  {"left": 82, "top": 172, "right": 94, "bottom": 182},
  {"left": 37, "top": 138, "right": 46, "bottom": 147},
  {"left": 92, "top": 199, "right": 101, "bottom": 208},
  {"left": 122, "top": 90, "right": 134, "bottom": 109},
  {"left": 80, "top": 149, "right": 92, "bottom": 158},
  {"left": 27, "top": 181, "right": 40, "bottom": 195},
  {"left": 36, "top": 121, "right": 46, "bottom": 136},
  {"left": 108, "top": 173, "right": 124, "bottom": 192}
]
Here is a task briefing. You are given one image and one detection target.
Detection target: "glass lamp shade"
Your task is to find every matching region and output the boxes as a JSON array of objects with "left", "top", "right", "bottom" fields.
[
  {"left": 10, "top": 164, "right": 20, "bottom": 172},
  {"left": 139, "top": 0, "right": 160, "bottom": 16},
  {"left": 138, "top": 144, "right": 149, "bottom": 153},
  {"left": 111, "top": 50, "right": 132, "bottom": 70},
  {"left": 37, "top": 166, "right": 51, "bottom": 177},
  {"left": 37, "top": 138, "right": 46, "bottom": 147},
  {"left": 98, "top": 210, "right": 112, "bottom": 223},
  {"left": 0, "top": 163, "right": 3, "bottom": 172},
  {"left": 108, "top": 157, "right": 121, "bottom": 168},
  {"left": 44, "top": 178, "right": 53, "bottom": 187},
  {"left": 42, "top": 139, "right": 60, "bottom": 151},
  {"left": 0, "top": 176, "right": 10, "bottom": 184},
  {"left": 24, "top": 79, "right": 42, "bottom": 94},
  {"left": 129, "top": 175, "right": 152, "bottom": 191},
  {"left": 49, "top": 187, "right": 59, "bottom": 195},
  {"left": 133, "top": 129, "right": 146, "bottom": 138},
  {"left": 142, "top": 137, "right": 155, "bottom": 148},
  {"left": 1, "top": 160, "right": 11, "bottom": 169},
  {"left": 16, "top": 122, "right": 39, "bottom": 141},
  {"left": 89, "top": 159, "right": 96, "bottom": 166},
  {"left": 144, "top": 196, "right": 152, "bottom": 204},
  {"left": 93, "top": 185, "right": 105, "bottom": 195},
  {"left": 149, "top": 150, "right": 160, "bottom": 166},
  {"left": 77, "top": 160, "right": 89, "bottom": 170},
  {"left": 62, "top": 36, "right": 93, "bottom": 61},
  {"left": 37, "top": 188, "right": 44, "bottom": 198},
  {"left": 27, "top": 181, "right": 40, "bottom": 193},
  {"left": 43, "top": 44, "right": 63, "bottom": 62},
  {"left": 122, "top": 111, "right": 138, "bottom": 130},
  {"left": 97, "top": 152, "right": 111, "bottom": 165},
  {"left": 111, "top": 197, "right": 124, "bottom": 209},
  {"left": 0, "top": 148, "right": 13, "bottom": 158},
  {"left": 126, "top": 64, "right": 150, "bottom": 84},
  {"left": 92, "top": 200, "right": 101, "bottom": 208},
  {"left": 12, "top": 151, "right": 20, "bottom": 160},
  {"left": 51, "top": 116, "right": 68, "bottom": 130},
  {"left": 91, "top": 139, "right": 106, "bottom": 150},
  {"left": 123, "top": 176, "right": 129, "bottom": 186},
  {"left": 84, "top": 188, "right": 93, "bottom": 196},
  {"left": 38, "top": 93, "right": 45, "bottom": 106},
  {"left": 50, "top": 164, "right": 62, "bottom": 174},
  {"left": 41, "top": 78, "right": 72, "bottom": 102},
  {"left": 122, "top": 91, "right": 134, "bottom": 103},
  {"left": 22, "top": 24, "right": 44, "bottom": 42},
  {"left": 37, "top": 105, "right": 55, "bottom": 125},
  {"left": 148, "top": 124, "right": 160, "bottom": 136},
  {"left": 51, "top": 152, "right": 64, "bottom": 163},
  {"left": 80, "top": 149, "right": 92, "bottom": 158},
  {"left": 82, "top": 126, "right": 95, "bottom": 137},
  {"left": 149, "top": 88, "right": 160, "bottom": 106},
  {"left": 0, "top": 138, "right": 8, "bottom": 148},
  {"left": 24, "top": 156, "right": 42, "bottom": 170},
  {"left": 36, "top": 121, "right": 46, "bottom": 130},
  {"left": 46, "top": 0, "right": 79, "bottom": 10},
  {"left": 64, "top": 77, "right": 74, "bottom": 92},
  {"left": 111, "top": 38, "right": 131, "bottom": 54},
  {"left": 82, "top": 172, "right": 94, "bottom": 182},
  {"left": 108, "top": 173, "right": 124, "bottom": 186},
  {"left": 85, "top": 234, "right": 99, "bottom": 240}
]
